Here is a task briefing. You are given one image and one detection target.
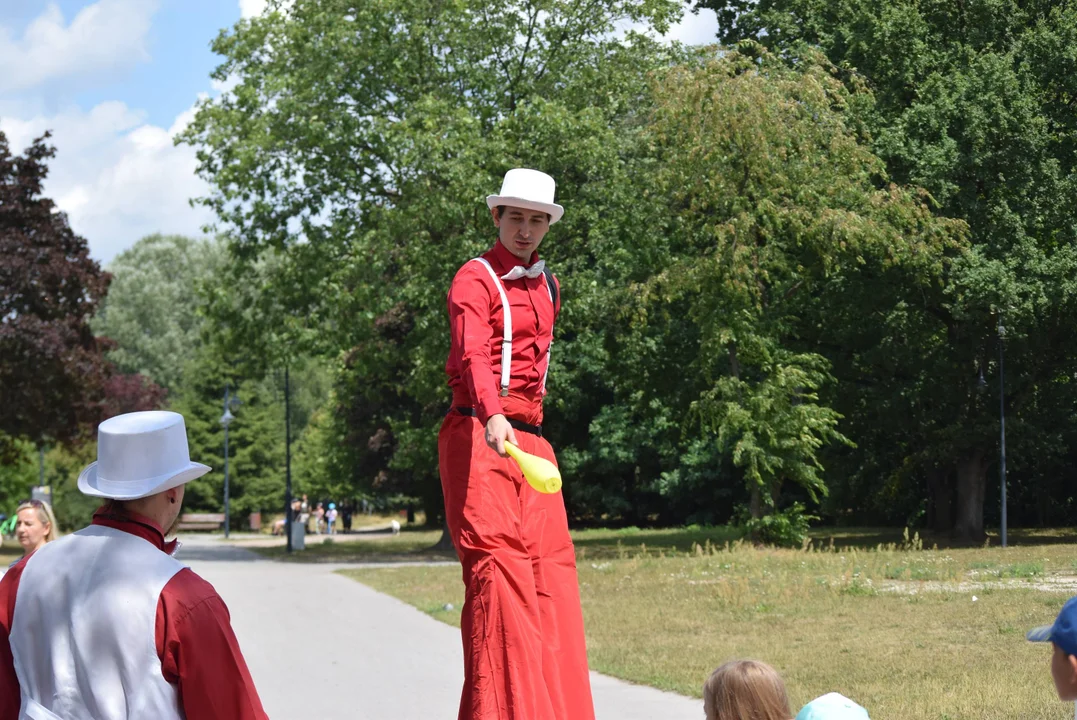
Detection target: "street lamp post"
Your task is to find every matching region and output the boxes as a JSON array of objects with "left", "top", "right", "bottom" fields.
[
  {"left": 284, "top": 366, "right": 293, "bottom": 554},
  {"left": 220, "top": 387, "right": 237, "bottom": 539},
  {"left": 998, "top": 317, "right": 1008, "bottom": 549}
]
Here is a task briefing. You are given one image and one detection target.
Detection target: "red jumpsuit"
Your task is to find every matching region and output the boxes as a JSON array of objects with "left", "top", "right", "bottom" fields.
[{"left": 440, "top": 241, "right": 595, "bottom": 720}]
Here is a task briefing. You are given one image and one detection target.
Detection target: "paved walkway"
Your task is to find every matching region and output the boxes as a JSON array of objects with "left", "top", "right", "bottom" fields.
[{"left": 177, "top": 535, "right": 701, "bottom": 720}]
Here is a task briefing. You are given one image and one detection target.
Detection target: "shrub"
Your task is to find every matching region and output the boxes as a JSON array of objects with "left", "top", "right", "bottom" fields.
[{"left": 735, "top": 503, "right": 817, "bottom": 548}]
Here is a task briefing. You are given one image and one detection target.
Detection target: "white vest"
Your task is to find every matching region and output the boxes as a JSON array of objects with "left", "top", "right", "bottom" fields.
[{"left": 10, "top": 525, "right": 186, "bottom": 720}]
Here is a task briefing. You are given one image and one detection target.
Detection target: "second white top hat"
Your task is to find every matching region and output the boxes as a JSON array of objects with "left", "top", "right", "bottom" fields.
[{"left": 78, "top": 411, "right": 211, "bottom": 501}]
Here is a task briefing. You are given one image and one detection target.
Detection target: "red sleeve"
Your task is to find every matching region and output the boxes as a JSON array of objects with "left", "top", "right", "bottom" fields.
[
  {"left": 0, "top": 560, "right": 28, "bottom": 720},
  {"left": 449, "top": 264, "right": 505, "bottom": 425},
  {"left": 156, "top": 568, "right": 267, "bottom": 720}
]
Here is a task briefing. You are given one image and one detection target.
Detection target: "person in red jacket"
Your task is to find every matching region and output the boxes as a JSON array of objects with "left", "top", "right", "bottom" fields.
[
  {"left": 0, "top": 410, "right": 267, "bottom": 720},
  {"left": 439, "top": 168, "right": 595, "bottom": 720}
]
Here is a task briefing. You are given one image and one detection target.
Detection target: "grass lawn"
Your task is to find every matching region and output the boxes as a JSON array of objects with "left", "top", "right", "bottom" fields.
[
  {"left": 342, "top": 528, "right": 1077, "bottom": 720},
  {"left": 0, "top": 544, "right": 21, "bottom": 567},
  {"left": 248, "top": 525, "right": 745, "bottom": 563}
]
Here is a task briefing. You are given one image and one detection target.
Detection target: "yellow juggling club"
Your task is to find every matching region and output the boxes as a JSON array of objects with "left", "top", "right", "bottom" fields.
[{"left": 504, "top": 442, "right": 562, "bottom": 494}]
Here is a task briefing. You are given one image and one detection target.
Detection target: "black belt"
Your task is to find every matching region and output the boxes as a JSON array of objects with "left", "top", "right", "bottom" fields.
[{"left": 451, "top": 407, "right": 542, "bottom": 437}]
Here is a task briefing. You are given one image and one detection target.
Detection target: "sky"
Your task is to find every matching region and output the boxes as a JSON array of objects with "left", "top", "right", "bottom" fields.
[{"left": 0, "top": 1, "right": 718, "bottom": 265}]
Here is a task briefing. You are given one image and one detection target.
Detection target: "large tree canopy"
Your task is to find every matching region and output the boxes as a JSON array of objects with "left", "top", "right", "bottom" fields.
[
  {"left": 0, "top": 131, "right": 112, "bottom": 458},
  {"left": 93, "top": 234, "right": 226, "bottom": 391},
  {"left": 640, "top": 44, "right": 965, "bottom": 518},
  {"left": 179, "top": 0, "right": 690, "bottom": 522},
  {"left": 696, "top": 0, "right": 1077, "bottom": 539},
  {"left": 179, "top": 0, "right": 985, "bottom": 535}
]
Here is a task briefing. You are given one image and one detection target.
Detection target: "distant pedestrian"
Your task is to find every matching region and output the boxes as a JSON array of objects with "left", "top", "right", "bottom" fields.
[
  {"left": 274, "top": 498, "right": 301, "bottom": 536},
  {"left": 298, "top": 494, "right": 310, "bottom": 534},
  {"left": 326, "top": 503, "right": 338, "bottom": 535},
  {"left": 313, "top": 503, "right": 325, "bottom": 535},
  {"left": 1028, "top": 595, "right": 1077, "bottom": 706},
  {"left": 703, "top": 660, "right": 790, "bottom": 720},
  {"left": 342, "top": 501, "right": 353, "bottom": 533}
]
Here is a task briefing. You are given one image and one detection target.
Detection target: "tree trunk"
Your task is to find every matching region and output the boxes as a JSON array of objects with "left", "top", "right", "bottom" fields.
[
  {"left": 749, "top": 485, "right": 763, "bottom": 520},
  {"left": 623, "top": 466, "right": 639, "bottom": 526},
  {"left": 953, "top": 449, "right": 988, "bottom": 543},
  {"left": 926, "top": 465, "right": 953, "bottom": 534}
]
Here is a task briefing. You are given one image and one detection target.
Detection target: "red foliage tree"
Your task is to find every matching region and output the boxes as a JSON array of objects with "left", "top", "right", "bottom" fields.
[
  {"left": 0, "top": 131, "right": 113, "bottom": 458},
  {"left": 99, "top": 372, "right": 168, "bottom": 418}
]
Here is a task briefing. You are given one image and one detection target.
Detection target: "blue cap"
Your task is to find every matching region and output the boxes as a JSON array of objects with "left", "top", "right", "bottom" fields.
[
  {"left": 328, "top": 503, "right": 336, "bottom": 510},
  {"left": 795, "top": 693, "right": 870, "bottom": 720},
  {"left": 1028, "top": 596, "right": 1077, "bottom": 656}
]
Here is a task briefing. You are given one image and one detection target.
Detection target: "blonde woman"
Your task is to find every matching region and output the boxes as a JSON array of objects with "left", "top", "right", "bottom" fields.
[
  {"left": 0, "top": 500, "right": 58, "bottom": 580},
  {"left": 14, "top": 500, "right": 58, "bottom": 556},
  {"left": 704, "top": 660, "right": 792, "bottom": 720}
]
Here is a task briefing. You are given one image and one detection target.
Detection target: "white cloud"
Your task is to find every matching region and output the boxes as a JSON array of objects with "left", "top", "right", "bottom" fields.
[
  {"left": 239, "top": 0, "right": 267, "bottom": 19},
  {"left": 0, "top": 0, "right": 158, "bottom": 93},
  {"left": 665, "top": 8, "right": 719, "bottom": 45},
  {"left": 210, "top": 75, "right": 240, "bottom": 94},
  {"left": 1, "top": 100, "right": 215, "bottom": 263},
  {"left": 239, "top": 0, "right": 294, "bottom": 20},
  {"left": 617, "top": 7, "right": 719, "bottom": 46}
]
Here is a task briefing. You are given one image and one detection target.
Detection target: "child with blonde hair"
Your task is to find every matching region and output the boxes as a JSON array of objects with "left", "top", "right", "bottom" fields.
[{"left": 704, "top": 659, "right": 792, "bottom": 720}]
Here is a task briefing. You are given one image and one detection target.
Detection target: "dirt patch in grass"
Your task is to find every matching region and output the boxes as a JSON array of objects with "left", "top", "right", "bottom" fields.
[{"left": 345, "top": 538, "right": 1077, "bottom": 720}]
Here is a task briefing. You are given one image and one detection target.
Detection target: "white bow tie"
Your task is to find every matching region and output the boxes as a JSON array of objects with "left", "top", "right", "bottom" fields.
[{"left": 500, "top": 259, "right": 545, "bottom": 281}]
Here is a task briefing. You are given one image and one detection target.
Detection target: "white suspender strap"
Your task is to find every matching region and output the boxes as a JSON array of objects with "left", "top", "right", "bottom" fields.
[
  {"left": 541, "top": 276, "right": 553, "bottom": 394},
  {"left": 472, "top": 258, "right": 512, "bottom": 397}
]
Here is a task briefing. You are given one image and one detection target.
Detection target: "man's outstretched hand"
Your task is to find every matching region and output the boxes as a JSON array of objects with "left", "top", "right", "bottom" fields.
[{"left": 485, "top": 414, "right": 518, "bottom": 457}]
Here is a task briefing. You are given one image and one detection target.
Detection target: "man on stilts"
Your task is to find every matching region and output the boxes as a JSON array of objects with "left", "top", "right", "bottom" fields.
[{"left": 439, "top": 168, "right": 595, "bottom": 720}]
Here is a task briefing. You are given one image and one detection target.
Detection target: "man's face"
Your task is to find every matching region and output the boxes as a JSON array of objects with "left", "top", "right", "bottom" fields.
[
  {"left": 1051, "top": 644, "right": 1077, "bottom": 700},
  {"left": 493, "top": 206, "right": 550, "bottom": 263}
]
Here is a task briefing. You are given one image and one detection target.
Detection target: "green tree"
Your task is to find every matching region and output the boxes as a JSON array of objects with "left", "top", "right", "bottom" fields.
[
  {"left": 0, "top": 441, "right": 39, "bottom": 519},
  {"left": 697, "top": 0, "right": 1077, "bottom": 539},
  {"left": 93, "top": 234, "right": 226, "bottom": 391},
  {"left": 179, "top": 0, "right": 688, "bottom": 522},
  {"left": 44, "top": 442, "right": 98, "bottom": 532},
  {"left": 631, "top": 45, "right": 964, "bottom": 519},
  {"left": 168, "top": 343, "right": 286, "bottom": 527},
  {"left": 180, "top": 0, "right": 975, "bottom": 534}
]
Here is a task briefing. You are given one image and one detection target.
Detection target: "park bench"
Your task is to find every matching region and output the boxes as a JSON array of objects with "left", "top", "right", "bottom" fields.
[{"left": 176, "top": 513, "right": 226, "bottom": 532}]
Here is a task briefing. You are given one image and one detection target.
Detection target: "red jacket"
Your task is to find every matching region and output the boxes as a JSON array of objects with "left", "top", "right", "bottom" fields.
[
  {"left": 0, "top": 508, "right": 268, "bottom": 720},
  {"left": 446, "top": 241, "right": 561, "bottom": 424}
]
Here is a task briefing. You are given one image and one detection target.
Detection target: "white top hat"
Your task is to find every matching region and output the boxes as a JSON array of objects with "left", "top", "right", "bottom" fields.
[
  {"left": 78, "top": 411, "right": 211, "bottom": 500},
  {"left": 486, "top": 168, "right": 564, "bottom": 225}
]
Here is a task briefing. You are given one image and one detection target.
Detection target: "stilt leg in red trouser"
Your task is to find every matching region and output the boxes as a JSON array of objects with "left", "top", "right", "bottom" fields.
[{"left": 439, "top": 401, "right": 594, "bottom": 720}]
